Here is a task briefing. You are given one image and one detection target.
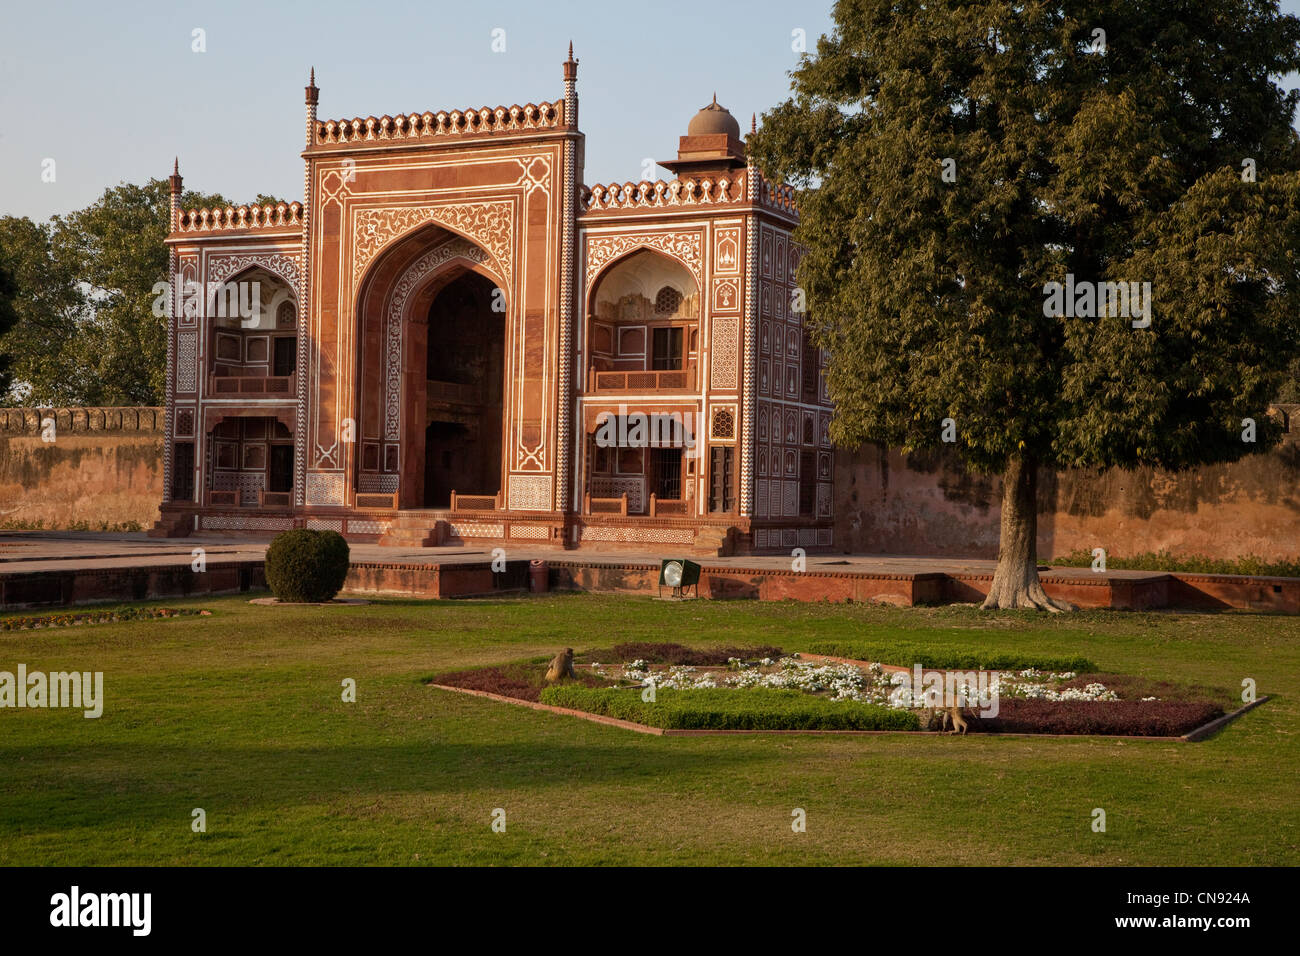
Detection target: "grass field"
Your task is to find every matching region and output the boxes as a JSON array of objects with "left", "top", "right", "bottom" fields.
[{"left": 1, "top": 593, "right": 1296, "bottom": 865}]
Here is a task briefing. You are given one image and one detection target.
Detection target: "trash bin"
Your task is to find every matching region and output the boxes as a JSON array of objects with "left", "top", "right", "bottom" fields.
[{"left": 529, "top": 559, "right": 549, "bottom": 593}]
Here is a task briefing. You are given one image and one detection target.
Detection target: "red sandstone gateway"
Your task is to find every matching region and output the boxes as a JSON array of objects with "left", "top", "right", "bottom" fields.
[{"left": 152, "top": 50, "right": 833, "bottom": 555}]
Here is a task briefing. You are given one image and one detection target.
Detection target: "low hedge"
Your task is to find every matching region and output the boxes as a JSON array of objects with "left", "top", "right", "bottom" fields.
[
  {"left": 973, "top": 698, "right": 1223, "bottom": 737},
  {"left": 538, "top": 687, "right": 921, "bottom": 731},
  {"left": 578, "top": 642, "right": 784, "bottom": 666},
  {"left": 805, "top": 641, "right": 1095, "bottom": 673},
  {"left": 264, "top": 528, "right": 350, "bottom": 603}
]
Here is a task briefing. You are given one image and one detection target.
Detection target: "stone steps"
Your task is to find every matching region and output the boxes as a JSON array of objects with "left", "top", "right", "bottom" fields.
[
  {"left": 378, "top": 514, "right": 445, "bottom": 548},
  {"left": 692, "top": 526, "right": 735, "bottom": 557}
]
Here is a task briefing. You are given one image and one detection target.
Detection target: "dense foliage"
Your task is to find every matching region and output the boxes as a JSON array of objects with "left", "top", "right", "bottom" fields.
[{"left": 0, "top": 179, "right": 230, "bottom": 405}]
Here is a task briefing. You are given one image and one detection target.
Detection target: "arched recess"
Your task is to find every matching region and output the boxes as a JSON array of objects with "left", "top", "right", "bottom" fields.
[
  {"left": 354, "top": 224, "right": 510, "bottom": 509},
  {"left": 204, "top": 264, "right": 300, "bottom": 391},
  {"left": 584, "top": 247, "right": 701, "bottom": 387},
  {"left": 580, "top": 248, "right": 703, "bottom": 517}
]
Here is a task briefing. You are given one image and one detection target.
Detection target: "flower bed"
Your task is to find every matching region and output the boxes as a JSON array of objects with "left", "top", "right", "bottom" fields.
[
  {"left": 0, "top": 607, "right": 212, "bottom": 632},
  {"left": 431, "top": 646, "right": 1233, "bottom": 738}
]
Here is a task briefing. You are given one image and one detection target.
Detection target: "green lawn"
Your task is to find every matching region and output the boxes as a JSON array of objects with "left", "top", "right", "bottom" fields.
[{"left": 1, "top": 593, "right": 1295, "bottom": 865}]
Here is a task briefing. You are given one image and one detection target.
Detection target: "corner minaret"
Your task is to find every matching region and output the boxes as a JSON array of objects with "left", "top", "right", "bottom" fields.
[
  {"left": 163, "top": 157, "right": 183, "bottom": 507},
  {"left": 557, "top": 42, "right": 580, "bottom": 513},
  {"left": 296, "top": 68, "right": 318, "bottom": 508},
  {"left": 168, "top": 157, "right": 183, "bottom": 230}
]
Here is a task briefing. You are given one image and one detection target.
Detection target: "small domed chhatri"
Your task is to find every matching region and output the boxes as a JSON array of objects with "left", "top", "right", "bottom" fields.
[
  {"left": 687, "top": 94, "right": 741, "bottom": 139},
  {"left": 659, "top": 91, "right": 748, "bottom": 179}
]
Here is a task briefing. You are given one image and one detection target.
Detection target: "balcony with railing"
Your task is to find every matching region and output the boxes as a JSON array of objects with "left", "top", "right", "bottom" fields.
[
  {"left": 586, "top": 365, "right": 696, "bottom": 393},
  {"left": 206, "top": 488, "right": 292, "bottom": 508},
  {"left": 208, "top": 371, "right": 295, "bottom": 397}
]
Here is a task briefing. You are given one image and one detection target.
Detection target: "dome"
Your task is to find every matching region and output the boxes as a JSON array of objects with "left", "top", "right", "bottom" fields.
[{"left": 687, "top": 95, "right": 740, "bottom": 139}]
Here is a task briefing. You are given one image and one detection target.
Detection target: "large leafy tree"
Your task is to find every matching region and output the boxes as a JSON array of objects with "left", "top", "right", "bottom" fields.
[
  {"left": 750, "top": 0, "right": 1300, "bottom": 609},
  {"left": 0, "top": 253, "right": 18, "bottom": 398},
  {"left": 0, "top": 178, "right": 229, "bottom": 405},
  {"left": 0, "top": 215, "right": 93, "bottom": 405}
]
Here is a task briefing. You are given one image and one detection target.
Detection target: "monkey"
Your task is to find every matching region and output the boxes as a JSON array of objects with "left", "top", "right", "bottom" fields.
[
  {"left": 545, "top": 648, "right": 575, "bottom": 682},
  {"left": 941, "top": 704, "right": 969, "bottom": 735}
]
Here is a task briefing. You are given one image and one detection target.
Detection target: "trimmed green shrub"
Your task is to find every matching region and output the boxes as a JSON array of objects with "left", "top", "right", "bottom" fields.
[
  {"left": 539, "top": 687, "right": 921, "bottom": 731},
  {"left": 264, "top": 529, "right": 350, "bottom": 603},
  {"left": 805, "top": 642, "right": 1094, "bottom": 673}
]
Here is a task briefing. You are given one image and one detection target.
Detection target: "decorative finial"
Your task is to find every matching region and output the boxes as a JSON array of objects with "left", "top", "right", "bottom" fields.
[
  {"left": 751, "top": 113, "right": 757, "bottom": 134},
  {"left": 563, "top": 41, "right": 578, "bottom": 81},
  {"left": 305, "top": 67, "right": 320, "bottom": 106},
  {"left": 173, "top": 156, "right": 179, "bottom": 175},
  {"left": 310, "top": 67, "right": 315, "bottom": 85},
  {"left": 712, "top": 92, "right": 718, "bottom": 106}
]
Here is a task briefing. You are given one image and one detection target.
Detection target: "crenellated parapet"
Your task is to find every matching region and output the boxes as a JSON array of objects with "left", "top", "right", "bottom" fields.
[
  {"left": 580, "top": 173, "right": 798, "bottom": 219},
  {"left": 0, "top": 407, "right": 165, "bottom": 435},
  {"left": 313, "top": 101, "right": 566, "bottom": 147},
  {"left": 752, "top": 174, "right": 798, "bottom": 218},
  {"left": 175, "top": 202, "right": 304, "bottom": 234},
  {"left": 581, "top": 176, "right": 745, "bottom": 212}
]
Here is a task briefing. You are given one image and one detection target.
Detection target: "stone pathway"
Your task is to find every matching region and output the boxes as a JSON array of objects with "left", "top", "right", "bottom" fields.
[{"left": 0, "top": 529, "right": 1163, "bottom": 582}]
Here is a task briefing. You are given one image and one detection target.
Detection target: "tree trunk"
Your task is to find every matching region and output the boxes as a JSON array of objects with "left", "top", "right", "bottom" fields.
[{"left": 981, "top": 455, "right": 1074, "bottom": 612}]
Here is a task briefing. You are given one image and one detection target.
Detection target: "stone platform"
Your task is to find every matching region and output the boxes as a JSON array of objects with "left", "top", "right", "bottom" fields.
[{"left": 0, "top": 531, "right": 1296, "bottom": 613}]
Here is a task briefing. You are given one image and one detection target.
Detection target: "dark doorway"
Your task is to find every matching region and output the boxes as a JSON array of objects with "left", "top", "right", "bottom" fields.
[
  {"left": 424, "top": 421, "right": 472, "bottom": 507},
  {"left": 273, "top": 336, "right": 297, "bottom": 377},
  {"left": 423, "top": 271, "right": 505, "bottom": 508},
  {"left": 172, "top": 442, "right": 195, "bottom": 501},
  {"left": 269, "top": 444, "right": 294, "bottom": 493}
]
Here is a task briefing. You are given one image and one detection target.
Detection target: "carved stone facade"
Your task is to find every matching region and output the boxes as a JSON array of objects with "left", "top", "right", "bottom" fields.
[{"left": 153, "top": 54, "right": 833, "bottom": 552}]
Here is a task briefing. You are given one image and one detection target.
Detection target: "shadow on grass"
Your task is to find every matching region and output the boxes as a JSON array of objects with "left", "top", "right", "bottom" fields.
[{"left": 0, "top": 738, "right": 761, "bottom": 833}]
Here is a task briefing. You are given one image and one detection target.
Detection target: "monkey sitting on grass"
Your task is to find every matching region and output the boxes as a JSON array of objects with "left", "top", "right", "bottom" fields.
[{"left": 545, "top": 648, "right": 575, "bottom": 682}]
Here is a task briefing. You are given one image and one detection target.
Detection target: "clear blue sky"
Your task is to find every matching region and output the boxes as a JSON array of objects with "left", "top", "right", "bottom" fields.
[
  {"left": 2, "top": 0, "right": 1298, "bottom": 222},
  {"left": 0, "top": 0, "right": 832, "bottom": 220}
]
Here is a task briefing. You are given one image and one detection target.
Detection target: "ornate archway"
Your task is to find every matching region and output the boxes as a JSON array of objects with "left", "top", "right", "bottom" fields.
[{"left": 354, "top": 228, "right": 510, "bottom": 508}]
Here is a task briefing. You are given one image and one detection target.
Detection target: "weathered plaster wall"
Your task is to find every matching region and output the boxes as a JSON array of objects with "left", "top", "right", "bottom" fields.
[
  {"left": 0, "top": 408, "right": 164, "bottom": 530},
  {"left": 835, "top": 408, "right": 1300, "bottom": 560}
]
